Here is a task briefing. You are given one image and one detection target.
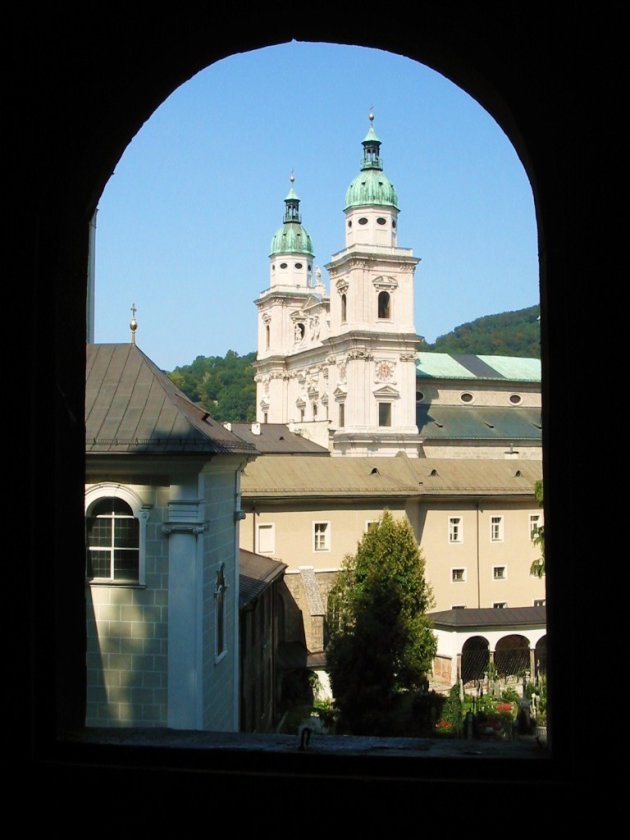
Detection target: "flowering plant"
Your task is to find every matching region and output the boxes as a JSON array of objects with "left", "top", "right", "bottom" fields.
[
  {"left": 496, "top": 702, "right": 516, "bottom": 720},
  {"left": 434, "top": 720, "right": 455, "bottom": 735}
]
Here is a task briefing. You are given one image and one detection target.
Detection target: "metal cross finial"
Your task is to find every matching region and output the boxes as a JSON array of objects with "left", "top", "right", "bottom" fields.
[{"left": 130, "top": 302, "right": 138, "bottom": 344}]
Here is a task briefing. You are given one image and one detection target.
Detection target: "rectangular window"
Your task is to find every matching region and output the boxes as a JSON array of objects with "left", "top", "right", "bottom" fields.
[
  {"left": 378, "top": 402, "right": 391, "bottom": 427},
  {"left": 490, "top": 515, "right": 504, "bottom": 542},
  {"left": 256, "top": 523, "right": 275, "bottom": 555},
  {"left": 365, "top": 520, "right": 378, "bottom": 532},
  {"left": 534, "top": 599, "right": 546, "bottom": 607},
  {"left": 313, "top": 521, "right": 330, "bottom": 551},
  {"left": 448, "top": 516, "right": 463, "bottom": 543},
  {"left": 339, "top": 402, "right": 345, "bottom": 428},
  {"left": 451, "top": 567, "right": 466, "bottom": 582},
  {"left": 493, "top": 565, "right": 507, "bottom": 580},
  {"left": 493, "top": 602, "right": 507, "bottom": 609},
  {"left": 452, "top": 605, "right": 466, "bottom": 610}
]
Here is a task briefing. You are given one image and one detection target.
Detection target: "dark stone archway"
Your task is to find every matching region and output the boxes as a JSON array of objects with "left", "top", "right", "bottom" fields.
[
  {"left": 461, "top": 635, "right": 490, "bottom": 684},
  {"left": 9, "top": 5, "right": 617, "bottom": 823},
  {"left": 494, "top": 634, "right": 530, "bottom": 678}
]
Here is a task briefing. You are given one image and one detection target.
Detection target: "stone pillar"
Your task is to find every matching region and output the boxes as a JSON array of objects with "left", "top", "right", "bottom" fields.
[{"left": 163, "top": 496, "right": 205, "bottom": 730}]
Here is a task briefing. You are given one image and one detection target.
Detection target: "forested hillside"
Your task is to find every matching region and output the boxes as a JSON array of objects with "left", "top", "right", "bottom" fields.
[
  {"left": 167, "top": 305, "right": 540, "bottom": 420},
  {"left": 168, "top": 350, "right": 257, "bottom": 422},
  {"left": 425, "top": 305, "right": 540, "bottom": 357}
]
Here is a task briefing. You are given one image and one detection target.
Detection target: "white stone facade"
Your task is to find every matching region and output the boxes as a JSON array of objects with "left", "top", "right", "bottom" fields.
[
  {"left": 85, "top": 458, "right": 243, "bottom": 731},
  {"left": 254, "top": 124, "right": 423, "bottom": 457}
]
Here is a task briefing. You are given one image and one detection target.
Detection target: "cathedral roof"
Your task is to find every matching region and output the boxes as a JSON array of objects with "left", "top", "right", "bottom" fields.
[
  {"left": 416, "top": 353, "right": 541, "bottom": 382},
  {"left": 416, "top": 404, "right": 542, "bottom": 443}
]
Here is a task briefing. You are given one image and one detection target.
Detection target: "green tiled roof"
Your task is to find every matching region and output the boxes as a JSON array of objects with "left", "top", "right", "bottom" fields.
[{"left": 416, "top": 352, "right": 541, "bottom": 382}]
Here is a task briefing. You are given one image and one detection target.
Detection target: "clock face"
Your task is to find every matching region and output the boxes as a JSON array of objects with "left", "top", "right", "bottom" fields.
[{"left": 376, "top": 361, "right": 394, "bottom": 381}]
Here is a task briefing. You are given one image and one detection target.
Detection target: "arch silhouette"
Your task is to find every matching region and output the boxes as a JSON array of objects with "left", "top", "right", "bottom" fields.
[{"left": 11, "top": 7, "right": 610, "bottom": 822}]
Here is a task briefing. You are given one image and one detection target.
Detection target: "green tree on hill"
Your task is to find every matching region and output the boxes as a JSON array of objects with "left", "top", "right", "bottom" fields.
[
  {"left": 168, "top": 350, "right": 257, "bottom": 422},
  {"left": 427, "top": 305, "right": 540, "bottom": 357}
]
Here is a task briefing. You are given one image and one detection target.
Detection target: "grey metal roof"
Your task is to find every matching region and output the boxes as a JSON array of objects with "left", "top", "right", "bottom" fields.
[
  {"left": 416, "top": 353, "right": 541, "bottom": 382},
  {"left": 429, "top": 606, "right": 546, "bottom": 628},
  {"left": 239, "top": 549, "right": 286, "bottom": 608},
  {"left": 226, "top": 423, "right": 329, "bottom": 455},
  {"left": 241, "top": 453, "right": 421, "bottom": 498},
  {"left": 408, "top": 458, "right": 541, "bottom": 494},
  {"left": 86, "top": 344, "right": 257, "bottom": 456},
  {"left": 417, "top": 404, "right": 542, "bottom": 442},
  {"left": 241, "top": 454, "right": 541, "bottom": 499}
]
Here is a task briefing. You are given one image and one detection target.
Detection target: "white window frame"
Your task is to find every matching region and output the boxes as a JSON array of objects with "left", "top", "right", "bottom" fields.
[
  {"left": 490, "top": 515, "right": 504, "bottom": 542},
  {"left": 256, "top": 522, "right": 276, "bottom": 555},
  {"left": 84, "top": 483, "right": 149, "bottom": 586},
  {"left": 448, "top": 516, "right": 463, "bottom": 544},
  {"left": 313, "top": 521, "right": 331, "bottom": 552},
  {"left": 493, "top": 565, "right": 507, "bottom": 580},
  {"left": 451, "top": 567, "right": 466, "bottom": 583}
]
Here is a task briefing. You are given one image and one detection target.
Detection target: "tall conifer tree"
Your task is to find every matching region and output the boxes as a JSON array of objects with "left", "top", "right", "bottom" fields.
[{"left": 326, "top": 511, "right": 437, "bottom": 734}]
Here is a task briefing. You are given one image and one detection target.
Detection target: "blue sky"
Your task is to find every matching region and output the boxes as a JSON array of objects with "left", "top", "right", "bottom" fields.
[{"left": 94, "top": 41, "right": 539, "bottom": 372}]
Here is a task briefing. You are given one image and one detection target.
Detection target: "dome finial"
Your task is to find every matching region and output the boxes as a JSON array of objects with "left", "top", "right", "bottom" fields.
[
  {"left": 369, "top": 106, "right": 374, "bottom": 123},
  {"left": 290, "top": 170, "right": 295, "bottom": 184},
  {"left": 130, "top": 302, "right": 138, "bottom": 345}
]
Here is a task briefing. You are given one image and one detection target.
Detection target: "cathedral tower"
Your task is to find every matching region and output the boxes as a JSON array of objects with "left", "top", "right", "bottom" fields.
[
  {"left": 254, "top": 177, "right": 329, "bottom": 431},
  {"left": 324, "top": 116, "right": 422, "bottom": 456}
]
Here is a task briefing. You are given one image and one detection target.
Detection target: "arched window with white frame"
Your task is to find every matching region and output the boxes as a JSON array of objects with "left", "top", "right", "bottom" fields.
[{"left": 85, "top": 485, "right": 149, "bottom": 585}]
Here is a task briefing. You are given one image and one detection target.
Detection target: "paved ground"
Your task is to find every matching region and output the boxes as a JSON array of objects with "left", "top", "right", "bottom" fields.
[{"left": 69, "top": 726, "right": 548, "bottom": 759}]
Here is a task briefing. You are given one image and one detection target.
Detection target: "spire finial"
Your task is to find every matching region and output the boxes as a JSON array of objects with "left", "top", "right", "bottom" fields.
[
  {"left": 130, "top": 303, "right": 138, "bottom": 345},
  {"left": 369, "top": 107, "right": 375, "bottom": 123},
  {"left": 290, "top": 170, "right": 295, "bottom": 184}
]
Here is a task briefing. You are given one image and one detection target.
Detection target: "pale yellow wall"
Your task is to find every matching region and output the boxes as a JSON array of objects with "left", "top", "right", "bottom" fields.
[
  {"left": 241, "top": 497, "right": 545, "bottom": 613},
  {"left": 417, "top": 382, "right": 541, "bottom": 407},
  {"left": 421, "top": 443, "right": 542, "bottom": 460},
  {"left": 241, "top": 503, "right": 409, "bottom": 572},
  {"left": 417, "top": 500, "right": 545, "bottom": 610}
]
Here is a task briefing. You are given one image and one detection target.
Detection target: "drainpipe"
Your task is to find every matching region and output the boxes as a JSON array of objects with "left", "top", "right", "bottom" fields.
[
  {"left": 252, "top": 504, "right": 256, "bottom": 551},
  {"left": 476, "top": 501, "right": 481, "bottom": 608}
]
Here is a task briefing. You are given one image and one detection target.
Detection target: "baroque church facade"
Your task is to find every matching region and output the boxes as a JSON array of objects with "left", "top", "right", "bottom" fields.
[
  {"left": 254, "top": 115, "right": 423, "bottom": 458},
  {"left": 254, "top": 116, "right": 542, "bottom": 462}
]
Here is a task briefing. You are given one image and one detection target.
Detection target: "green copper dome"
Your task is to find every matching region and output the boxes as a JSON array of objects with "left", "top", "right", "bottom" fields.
[
  {"left": 344, "top": 118, "right": 399, "bottom": 210},
  {"left": 269, "top": 179, "right": 314, "bottom": 257}
]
